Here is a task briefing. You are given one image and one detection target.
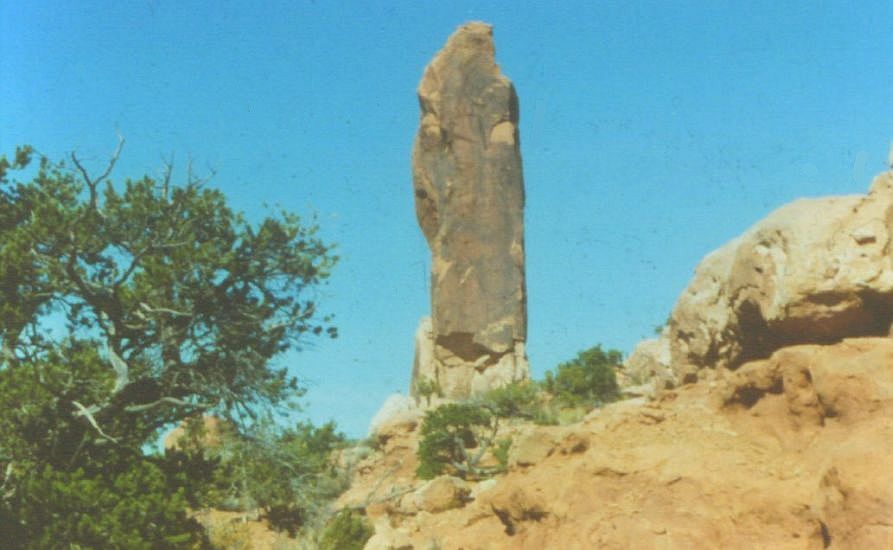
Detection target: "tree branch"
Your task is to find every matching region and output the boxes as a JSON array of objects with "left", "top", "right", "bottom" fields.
[
  {"left": 160, "top": 154, "right": 174, "bottom": 202},
  {"left": 107, "top": 344, "right": 130, "bottom": 395},
  {"left": 70, "top": 134, "right": 124, "bottom": 213},
  {"left": 124, "top": 396, "right": 214, "bottom": 414},
  {"left": 139, "top": 302, "right": 192, "bottom": 318},
  {"left": 72, "top": 400, "right": 119, "bottom": 444}
]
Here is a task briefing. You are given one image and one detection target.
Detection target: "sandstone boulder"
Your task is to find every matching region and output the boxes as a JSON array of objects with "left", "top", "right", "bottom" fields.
[
  {"left": 669, "top": 170, "right": 893, "bottom": 377},
  {"left": 508, "top": 426, "right": 559, "bottom": 468},
  {"left": 408, "top": 475, "right": 470, "bottom": 514},
  {"left": 364, "top": 518, "right": 414, "bottom": 550},
  {"left": 410, "top": 22, "right": 529, "bottom": 399},
  {"left": 621, "top": 335, "right": 674, "bottom": 388},
  {"left": 368, "top": 393, "right": 422, "bottom": 439}
]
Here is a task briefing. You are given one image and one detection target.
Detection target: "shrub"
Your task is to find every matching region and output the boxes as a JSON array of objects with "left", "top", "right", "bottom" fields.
[
  {"left": 493, "top": 437, "right": 512, "bottom": 472},
  {"left": 198, "top": 420, "right": 347, "bottom": 536},
  {"left": 477, "top": 380, "right": 541, "bottom": 419},
  {"left": 3, "top": 458, "right": 208, "bottom": 549},
  {"left": 416, "top": 382, "right": 552, "bottom": 480},
  {"left": 544, "top": 345, "right": 622, "bottom": 407},
  {"left": 414, "top": 376, "right": 443, "bottom": 406},
  {"left": 416, "top": 403, "right": 499, "bottom": 480},
  {"left": 318, "top": 509, "right": 374, "bottom": 550}
]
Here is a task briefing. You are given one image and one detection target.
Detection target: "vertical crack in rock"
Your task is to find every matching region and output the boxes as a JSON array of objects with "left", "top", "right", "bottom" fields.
[{"left": 410, "top": 22, "right": 529, "bottom": 399}]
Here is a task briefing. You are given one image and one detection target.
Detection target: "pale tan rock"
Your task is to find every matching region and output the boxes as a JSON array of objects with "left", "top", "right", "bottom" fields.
[
  {"left": 364, "top": 518, "right": 414, "bottom": 550},
  {"left": 669, "top": 170, "right": 893, "bottom": 377},
  {"left": 622, "top": 335, "right": 674, "bottom": 388},
  {"left": 508, "top": 426, "right": 559, "bottom": 468},
  {"left": 469, "top": 478, "right": 499, "bottom": 499},
  {"left": 410, "top": 475, "right": 470, "bottom": 514},
  {"left": 409, "top": 317, "right": 436, "bottom": 398},
  {"left": 368, "top": 393, "right": 422, "bottom": 438},
  {"left": 410, "top": 22, "right": 528, "bottom": 399}
]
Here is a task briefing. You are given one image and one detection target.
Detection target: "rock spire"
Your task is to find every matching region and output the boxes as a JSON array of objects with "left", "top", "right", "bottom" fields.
[{"left": 410, "top": 22, "right": 529, "bottom": 399}]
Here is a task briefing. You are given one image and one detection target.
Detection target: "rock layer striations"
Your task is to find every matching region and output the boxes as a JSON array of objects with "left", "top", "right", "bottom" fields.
[{"left": 410, "top": 22, "right": 528, "bottom": 399}]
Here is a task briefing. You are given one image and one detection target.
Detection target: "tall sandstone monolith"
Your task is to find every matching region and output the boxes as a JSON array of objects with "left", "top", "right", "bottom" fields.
[{"left": 410, "top": 22, "right": 529, "bottom": 399}]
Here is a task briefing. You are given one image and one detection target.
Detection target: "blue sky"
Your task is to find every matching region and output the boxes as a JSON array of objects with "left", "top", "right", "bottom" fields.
[{"left": 3, "top": 1, "right": 891, "bottom": 437}]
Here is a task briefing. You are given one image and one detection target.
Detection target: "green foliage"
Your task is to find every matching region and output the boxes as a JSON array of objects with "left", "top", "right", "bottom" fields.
[
  {"left": 203, "top": 420, "right": 347, "bottom": 535},
  {"left": 1, "top": 457, "right": 208, "bottom": 549},
  {"left": 0, "top": 144, "right": 337, "bottom": 544},
  {"left": 415, "top": 353, "right": 624, "bottom": 481},
  {"left": 414, "top": 376, "right": 443, "bottom": 406},
  {"left": 416, "top": 403, "right": 497, "bottom": 480},
  {"left": 415, "top": 381, "right": 554, "bottom": 480},
  {"left": 477, "top": 380, "right": 541, "bottom": 419},
  {"left": 318, "top": 509, "right": 374, "bottom": 550},
  {"left": 543, "top": 345, "right": 622, "bottom": 407},
  {"left": 493, "top": 437, "right": 512, "bottom": 472}
]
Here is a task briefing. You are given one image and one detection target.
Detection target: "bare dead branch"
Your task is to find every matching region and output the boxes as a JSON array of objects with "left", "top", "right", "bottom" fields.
[
  {"left": 70, "top": 135, "right": 125, "bottom": 212},
  {"left": 160, "top": 154, "right": 174, "bottom": 202},
  {"left": 139, "top": 302, "right": 191, "bottom": 317},
  {"left": 185, "top": 156, "right": 216, "bottom": 188},
  {"left": 107, "top": 345, "right": 130, "bottom": 395},
  {"left": 72, "top": 401, "right": 119, "bottom": 444},
  {"left": 124, "top": 396, "right": 214, "bottom": 414}
]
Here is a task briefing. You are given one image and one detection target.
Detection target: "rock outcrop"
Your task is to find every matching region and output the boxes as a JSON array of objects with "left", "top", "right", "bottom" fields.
[
  {"left": 409, "top": 22, "right": 529, "bottom": 400},
  {"left": 326, "top": 157, "right": 893, "bottom": 549},
  {"left": 340, "top": 337, "right": 893, "bottom": 549},
  {"left": 668, "top": 170, "right": 893, "bottom": 379},
  {"left": 367, "top": 393, "right": 422, "bottom": 438},
  {"left": 621, "top": 334, "right": 673, "bottom": 389}
]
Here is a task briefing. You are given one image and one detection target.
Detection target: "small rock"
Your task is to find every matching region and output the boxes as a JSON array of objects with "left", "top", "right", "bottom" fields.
[
  {"left": 509, "top": 427, "right": 559, "bottom": 467},
  {"left": 413, "top": 475, "right": 470, "bottom": 513},
  {"left": 368, "top": 393, "right": 422, "bottom": 439}
]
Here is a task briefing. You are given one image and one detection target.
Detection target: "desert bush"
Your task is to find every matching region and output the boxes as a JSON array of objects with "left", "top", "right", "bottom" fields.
[
  {"left": 493, "top": 437, "right": 513, "bottom": 472},
  {"left": 414, "top": 376, "right": 444, "bottom": 406},
  {"left": 2, "top": 458, "right": 208, "bottom": 549},
  {"left": 195, "top": 420, "right": 347, "bottom": 536},
  {"left": 416, "top": 382, "right": 553, "bottom": 479},
  {"left": 543, "top": 345, "right": 621, "bottom": 407},
  {"left": 477, "top": 380, "right": 542, "bottom": 419},
  {"left": 318, "top": 509, "right": 374, "bottom": 550},
  {"left": 416, "top": 403, "right": 500, "bottom": 480}
]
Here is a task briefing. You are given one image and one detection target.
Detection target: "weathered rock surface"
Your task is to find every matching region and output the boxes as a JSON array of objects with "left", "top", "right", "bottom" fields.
[
  {"left": 342, "top": 338, "right": 893, "bottom": 549},
  {"left": 410, "top": 22, "right": 528, "bottom": 399},
  {"left": 669, "top": 170, "right": 893, "bottom": 377},
  {"left": 164, "top": 415, "right": 228, "bottom": 452},
  {"left": 507, "top": 426, "right": 560, "bottom": 468},
  {"left": 367, "top": 393, "right": 423, "bottom": 438},
  {"left": 407, "top": 475, "right": 470, "bottom": 514},
  {"left": 621, "top": 334, "right": 674, "bottom": 388}
]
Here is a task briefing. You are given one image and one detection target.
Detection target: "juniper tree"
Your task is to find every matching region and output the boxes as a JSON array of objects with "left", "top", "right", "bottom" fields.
[{"left": 0, "top": 142, "right": 337, "bottom": 546}]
